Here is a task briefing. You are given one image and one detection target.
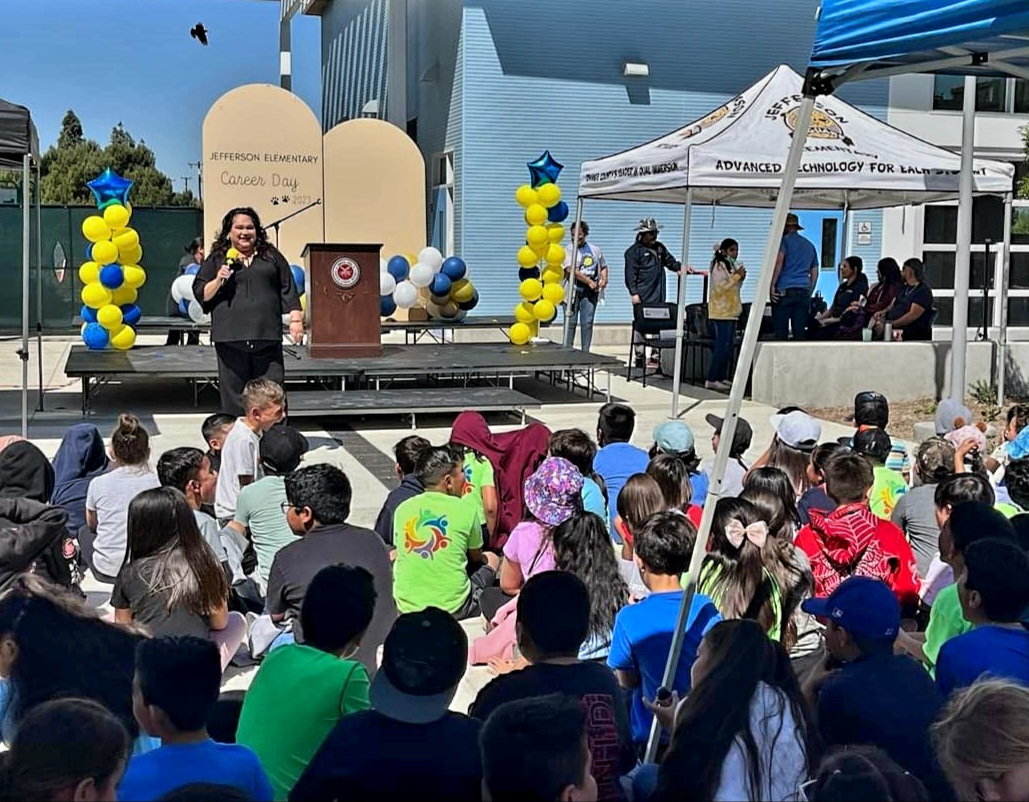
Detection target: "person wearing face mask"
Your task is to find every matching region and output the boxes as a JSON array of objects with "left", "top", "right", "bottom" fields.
[
  {"left": 563, "top": 221, "right": 608, "bottom": 352},
  {"left": 193, "top": 207, "right": 303, "bottom": 417}
]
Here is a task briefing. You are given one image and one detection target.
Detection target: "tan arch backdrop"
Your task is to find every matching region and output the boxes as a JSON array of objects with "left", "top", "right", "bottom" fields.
[{"left": 202, "top": 84, "right": 325, "bottom": 265}]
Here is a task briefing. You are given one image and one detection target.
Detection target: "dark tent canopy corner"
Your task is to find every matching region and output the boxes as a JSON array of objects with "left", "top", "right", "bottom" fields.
[{"left": 0, "top": 96, "right": 39, "bottom": 168}]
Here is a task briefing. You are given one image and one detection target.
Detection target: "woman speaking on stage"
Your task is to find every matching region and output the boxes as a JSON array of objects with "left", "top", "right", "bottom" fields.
[{"left": 193, "top": 207, "right": 303, "bottom": 416}]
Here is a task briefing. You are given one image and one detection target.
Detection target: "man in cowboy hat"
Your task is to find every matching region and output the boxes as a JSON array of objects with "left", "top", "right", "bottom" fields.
[
  {"left": 625, "top": 218, "right": 694, "bottom": 366},
  {"left": 771, "top": 212, "right": 820, "bottom": 341}
]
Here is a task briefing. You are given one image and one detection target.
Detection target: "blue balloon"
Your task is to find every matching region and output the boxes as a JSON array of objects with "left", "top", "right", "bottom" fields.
[
  {"left": 99, "top": 264, "right": 124, "bottom": 289},
  {"left": 380, "top": 295, "right": 397, "bottom": 317},
  {"left": 121, "top": 303, "right": 142, "bottom": 326},
  {"left": 548, "top": 201, "right": 570, "bottom": 223},
  {"left": 179, "top": 299, "right": 190, "bottom": 317},
  {"left": 82, "top": 322, "right": 110, "bottom": 350},
  {"left": 387, "top": 256, "right": 410, "bottom": 282},
  {"left": 84, "top": 244, "right": 93, "bottom": 261},
  {"left": 458, "top": 291, "right": 479, "bottom": 312},
  {"left": 527, "top": 150, "right": 564, "bottom": 189},
  {"left": 81, "top": 305, "right": 98, "bottom": 324},
  {"left": 290, "top": 264, "right": 306, "bottom": 294},
  {"left": 518, "top": 267, "right": 541, "bottom": 282},
  {"left": 87, "top": 168, "right": 134, "bottom": 209},
  {"left": 430, "top": 274, "right": 453, "bottom": 297},
  {"left": 185, "top": 264, "right": 200, "bottom": 276},
  {"left": 440, "top": 256, "right": 467, "bottom": 281}
]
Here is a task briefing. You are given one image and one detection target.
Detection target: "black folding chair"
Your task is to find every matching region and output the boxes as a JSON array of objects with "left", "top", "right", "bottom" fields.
[{"left": 627, "top": 303, "right": 678, "bottom": 387}]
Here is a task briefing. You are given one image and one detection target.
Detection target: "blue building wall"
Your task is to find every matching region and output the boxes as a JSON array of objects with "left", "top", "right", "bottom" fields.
[{"left": 321, "top": 0, "right": 388, "bottom": 129}]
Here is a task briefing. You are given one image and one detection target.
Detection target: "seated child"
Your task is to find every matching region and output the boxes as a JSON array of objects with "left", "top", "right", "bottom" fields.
[
  {"left": 852, "top": 427, "right": 908, "bottom": 520},
  {"left": 373, "top": 435, "right": 430, "bottom": 551},
  {"left": 201, "top": 413, "right": 235, "bottom": 475}
]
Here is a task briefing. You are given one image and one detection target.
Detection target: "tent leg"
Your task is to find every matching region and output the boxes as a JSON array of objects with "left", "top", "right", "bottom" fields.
[
  {"left": 642, "top": 92, "right": 817, "bottom": 765},
  {"left": 562, "top": 198, "right": 584, "bottom": 349},
  {"left": 34, "top": 165, "right": 43, "bottom": 412},
  {"left": 670, "top": 189, "right": 694, "bottom": 418},
  {"left": 20, "top": 155, "right": 30, "bottom": 439},
  {"left": 998, "top": 193, "right": 1012, "bottom": 405},
  {"left": 950, "top": 75, "right": 976, "bottom": 403}
]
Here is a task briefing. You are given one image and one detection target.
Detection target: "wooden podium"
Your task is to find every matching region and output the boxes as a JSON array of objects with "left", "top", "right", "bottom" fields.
[{"left": 302, "top": 242, "right": 383, "bottom": 359}]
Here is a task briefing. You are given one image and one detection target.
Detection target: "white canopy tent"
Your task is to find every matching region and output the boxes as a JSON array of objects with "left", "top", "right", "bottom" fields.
[{"left": 570, "top": 64, "right": 1015, "bottom": 418}]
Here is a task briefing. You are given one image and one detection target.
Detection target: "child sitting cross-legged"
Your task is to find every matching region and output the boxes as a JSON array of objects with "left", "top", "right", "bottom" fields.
[{"left": 119, "top": 636, "right": 273, "bottom": 801}]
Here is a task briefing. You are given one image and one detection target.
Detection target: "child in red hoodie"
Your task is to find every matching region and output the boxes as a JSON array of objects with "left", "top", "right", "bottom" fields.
[{"left": 795, "top": 451, "right": 921, "bottom": 617}]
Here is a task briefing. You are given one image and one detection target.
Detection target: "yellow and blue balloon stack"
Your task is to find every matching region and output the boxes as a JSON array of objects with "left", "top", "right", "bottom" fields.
[
  {"left": 79, "top": 169, "right": 146, "bottom": 351},
  {"left": 510, "top": 150, "right": 569, "bottom": 346}
]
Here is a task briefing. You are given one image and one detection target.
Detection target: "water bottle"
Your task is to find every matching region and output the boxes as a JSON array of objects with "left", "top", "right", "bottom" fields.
[{"left": 884, "top": 321, "right": 893, "bottom": 341}]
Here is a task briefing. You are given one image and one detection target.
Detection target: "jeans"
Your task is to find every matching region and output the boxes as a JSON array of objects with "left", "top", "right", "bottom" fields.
[
  {"left": 565, "top": 291, "right": 598, "bottom": 351},
  {"left": 707, "top": 319, "right": 736, "bottom": 382},
  {"left": 772, "top": 287, "right": 812, "bottom": 341}
]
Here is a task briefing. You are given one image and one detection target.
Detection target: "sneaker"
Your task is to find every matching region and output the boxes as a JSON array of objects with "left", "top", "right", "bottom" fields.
[{"left": 704, "top": 380, "right": 730, "bottom": 391}]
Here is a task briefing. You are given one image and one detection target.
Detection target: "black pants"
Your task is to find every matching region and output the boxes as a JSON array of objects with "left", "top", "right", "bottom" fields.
[
  {"left": 77, "top": 524, "right": 118, "bottom": 584},
  {"left": 215, "top": 340, "right": 285, "bottom": 416}
]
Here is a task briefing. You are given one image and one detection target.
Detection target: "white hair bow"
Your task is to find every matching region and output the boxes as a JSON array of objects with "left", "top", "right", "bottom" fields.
[{"left": 725, "top": 519, "right": 768, "bottom": 550}]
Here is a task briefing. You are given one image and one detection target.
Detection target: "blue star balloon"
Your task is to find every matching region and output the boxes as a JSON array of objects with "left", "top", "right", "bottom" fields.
[
  {"left": 87, "top": 169, "right": 134, "bottom": 209},
  {"left": 527, "top": 151, "right": 563, "bottom": 188}
]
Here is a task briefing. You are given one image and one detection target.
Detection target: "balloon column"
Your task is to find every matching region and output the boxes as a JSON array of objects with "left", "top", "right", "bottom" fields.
[
  {"left": 510, "top": 150, "right": 568, "bottom": 346},
  {"left": 379, "top": 248, "right": 478, "bottom": 320},
  {"left": 79, "top": 169, "right": 146, "bottom": 351}
]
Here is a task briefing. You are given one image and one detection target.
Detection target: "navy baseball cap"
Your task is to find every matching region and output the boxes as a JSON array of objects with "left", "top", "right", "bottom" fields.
[{"left": 801, "top": 576, "right": 900, "bottom": 642}]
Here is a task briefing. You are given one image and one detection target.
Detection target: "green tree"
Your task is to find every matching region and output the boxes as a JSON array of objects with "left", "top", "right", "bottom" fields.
[{"left": 1019, "top": 123, "right": 1029, "bottom": 200}]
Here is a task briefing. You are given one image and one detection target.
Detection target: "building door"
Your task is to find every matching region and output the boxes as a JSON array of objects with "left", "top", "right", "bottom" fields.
[{"left": 795, "top": 210, "right": 845, "bottom": 300}]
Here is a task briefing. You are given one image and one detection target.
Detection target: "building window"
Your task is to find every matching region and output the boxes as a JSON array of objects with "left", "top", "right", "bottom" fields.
[
  {"left": 932, "top": 75, "right": 1022, "bottom": 112},
  {"left": 1016, "top": 80, "right": 1029, "bottom": 114}
]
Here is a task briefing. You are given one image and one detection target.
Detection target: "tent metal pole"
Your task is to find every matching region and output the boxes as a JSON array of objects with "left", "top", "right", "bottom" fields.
[
  {"left": 642, "top": 92, "right": 817, "bottom": 765},
  {"left": 20, "top": 155, "right": 30, "bottom": 439},
  {"left": 998, "top": 193, "right": 1012, "bottom": 405},
  {"left": 562, "top": 198, "right": 584, "bottom": 348},
  {"left": 34, "top": 165, "right": 43, "bottom": 412},
  {"left": 842, "top": 192, "right": 852, "bottom": 257},
  {"left": 949, "top": 75, "right": 976, "bottom": 402},
  {"left": 670, "top": 189, "right": 694, "bottom": 418}
]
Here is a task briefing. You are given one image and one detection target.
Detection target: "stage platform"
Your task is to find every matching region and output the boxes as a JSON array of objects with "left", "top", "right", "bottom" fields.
[{"left": 65, "top": 342, "right": 620, "bottom": 416}]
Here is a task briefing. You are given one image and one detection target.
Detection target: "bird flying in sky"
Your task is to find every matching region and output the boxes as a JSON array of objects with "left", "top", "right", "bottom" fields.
[{"left": 190, "top": 23, "right": 209, "bottom": 46}]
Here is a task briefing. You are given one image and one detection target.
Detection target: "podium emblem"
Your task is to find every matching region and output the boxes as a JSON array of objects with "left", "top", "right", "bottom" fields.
[{"left": 330, "top": 257, "right": 361, "bottom": 289}]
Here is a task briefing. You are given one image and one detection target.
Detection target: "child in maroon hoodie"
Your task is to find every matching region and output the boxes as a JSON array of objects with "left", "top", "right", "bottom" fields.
[{"left": 795, "top": 451, "right": 920, "bottom": 617}]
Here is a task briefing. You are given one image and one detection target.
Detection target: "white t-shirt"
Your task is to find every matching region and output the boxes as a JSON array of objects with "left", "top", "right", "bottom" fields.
[
  {"left": 214, "top": 420, "right": 264, "bottom": 521},
  {"left": 701, "top": 457, "right": 749, "bottom": 499},
  {"left": 85, "top": 466, "right": 161, "bottom": 577}
]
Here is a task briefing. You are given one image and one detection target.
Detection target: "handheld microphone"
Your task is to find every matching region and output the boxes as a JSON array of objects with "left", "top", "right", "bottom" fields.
[{"left": 225, "top": 247, "right": 243, "bottom": 274}]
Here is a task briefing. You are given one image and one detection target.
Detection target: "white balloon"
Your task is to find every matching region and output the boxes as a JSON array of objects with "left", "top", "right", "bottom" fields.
[
  {"left": 171, "top": 274, "right": 196, "bottom": 304},
  {"left": 187, "top": 300, "right": 210, "bottom": 324},
  {"left": 418, "top": 247, "right": 444, "bottom": 272},
  {"left": 393, "top": 280, "right": 419, "bottom": 309},
  {"left": 379, "top": 257, "right": 389, "bottom": 274},
  {"left": 409, "top": 262, "right": 435, "bottom": 289},
  {"left": 380, "top": 272, "right": 397, "bottom": 297}
]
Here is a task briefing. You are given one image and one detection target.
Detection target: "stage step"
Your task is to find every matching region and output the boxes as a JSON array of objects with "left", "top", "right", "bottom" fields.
[{"left": 285, "top": 387, "right": 541, "bottom": 428}]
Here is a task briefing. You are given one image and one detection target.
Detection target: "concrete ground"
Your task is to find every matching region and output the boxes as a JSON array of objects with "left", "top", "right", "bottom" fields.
[{"left": 0, "top": 332, "right": 861, "bottom": 712}]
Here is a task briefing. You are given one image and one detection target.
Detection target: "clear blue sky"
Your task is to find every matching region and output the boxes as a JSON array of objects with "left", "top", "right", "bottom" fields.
[{"left": 1, "top": 0, "right": 322, "bottom": 192}]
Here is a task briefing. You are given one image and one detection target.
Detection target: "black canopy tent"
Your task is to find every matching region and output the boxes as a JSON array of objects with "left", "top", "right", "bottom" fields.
[{"left": 0, "top": 96, "right": 42, "bottom": 438}]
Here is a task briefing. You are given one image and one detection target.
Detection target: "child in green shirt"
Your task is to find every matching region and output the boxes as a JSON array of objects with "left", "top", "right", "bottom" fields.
[
  {"left": 393, "top": 446, "right": 500, "bottom": 618},
  {"left": 449, "top": 436, "right": 499, "bottom": 540},
  {"left": 237, "top": 564, "right": 377, "bottom": 800},
  {"left": 853, "top": 427, "right": 907, "bottom": 520}
]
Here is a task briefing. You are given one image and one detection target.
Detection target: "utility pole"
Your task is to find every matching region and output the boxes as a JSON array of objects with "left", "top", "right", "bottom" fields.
[
  {"left": 189, "top": 161, "right": 203, "bottom": 205},
  {"left": 181, "top": 176, "right": 191, "bottom": 196}
]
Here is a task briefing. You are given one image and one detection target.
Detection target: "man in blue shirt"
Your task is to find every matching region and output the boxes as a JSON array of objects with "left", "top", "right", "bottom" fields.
[
  {"left": 936, "top": 538, "right": 1029, "bottom": 695},
  {"left": 771, "top": 213, "right": 819, "bottom": 341},
  {"left": 593, "top": 403, "right": 649, "bottom": 539}
]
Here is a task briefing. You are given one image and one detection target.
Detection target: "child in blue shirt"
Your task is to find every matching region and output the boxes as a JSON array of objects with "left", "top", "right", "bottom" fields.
[
  {"left": 608, "top": 510, "right": 721, "bottom": 747},
  {"left": 119, "top": 636, "right": 273, "bottom": 801}
]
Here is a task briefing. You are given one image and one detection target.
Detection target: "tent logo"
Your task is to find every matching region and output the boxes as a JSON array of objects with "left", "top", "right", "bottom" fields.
[
  {"left": 675, "top": 95, "right": 747, "bottom": 141},
  {"left": 784, "top": 106, "right": 854, "bottom": 147}
]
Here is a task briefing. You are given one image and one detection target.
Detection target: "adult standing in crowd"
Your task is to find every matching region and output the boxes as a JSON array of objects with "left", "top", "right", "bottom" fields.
[
  {"left": 563, "top": 221, "right": 607, "bottom": 352},
  {"left": 625, "top": 218, "right": 694, "bottom": 367},
  {"left": 705, "top": 238, "right": 746, "bottom": 390},
  {"left": 193, "top": 207, "right": 303, "bottom": 417},
  {"left": 771, "top": 213, "right": 819, "bottom": 341},
  {"left": 874, "top": 257, "right": 935, "bottom": 341}
]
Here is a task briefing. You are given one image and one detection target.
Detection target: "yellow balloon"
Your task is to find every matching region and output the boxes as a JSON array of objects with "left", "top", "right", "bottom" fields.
[
  {"left": 103, "top": 203, "right": 130, "bottom": 230},
  {"left": 515, "top": 185, "right": 538, "bottom": 208},
  {"left": 109, "top": 324, "right": 137, "bottom": 351},
  {"left": 525, "top": 204, "right": 548, "bottom": 226},
  {"left": 119, "top": 244, "right": 143, "bottom": 265},
  {"left": 79, "top": 261, "right": 100, "bottom": 285},
  {"left": 112, "top": 227, "right": 139, "bottom": 251},
  {"left": 526, "top": 225, "right": 549, "bottom": 249},
  {"left": 122, "top": 265, "right": 146, "bottom": 289},
  {"left": 300, "top": 293, "right": 307, "bottom": 311},
  {"left": 519, "top": 278, "right": 543, "bottom": 302},
  {"left": 450, "top": 279, "right": 475, "bottom": 304},
  {"left": 542, "top": 283, "right": 566, "bottom": 305},
  {"left": 91, "top": 240, "right": 118, "bottom": 265},
  {"left": 81, "top": 216, "right": 111, "bottom": 244},
  {"left": 405, "top": 253, "right": 418, "bottom": 266},
  {"left": 532, "top": 240, "right": 549, "bottom": 257},
  {"left": 509, "top": 322, "right": 532, "bottom": 346},
  {"left": 533, "top": 299, "right": 556, "bottom": 322},
  {"left": 537, "top": 183, "right": 562, "bottom": 208},
  {"left": 111, "top": 286, "right": 138, "bottom": 306},
  {"left": 541, "top": 266, "right": 564, "bottom": 284},
  {"left": 546, "top": 244, "right": 566, "bottom": 266},
  {"left": 514, "top": 302, "right": 536, "bottom": 324},
  {"left": 81, "top": 283, "right": 113, "bottom": 309},
  {"left": 527, "top": 319, "right": 539, "bottom": 336},
  {"left": 517, "top": 246, "right": 539, "bottom": 268},
  {"left": 547, "top": 224, "right": 565, "bottom": 243},
  {"left": 96, "top": 304, "right": 123, "bottom": 331}
]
